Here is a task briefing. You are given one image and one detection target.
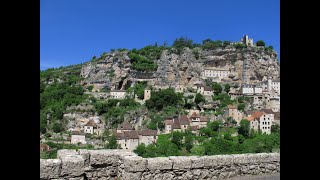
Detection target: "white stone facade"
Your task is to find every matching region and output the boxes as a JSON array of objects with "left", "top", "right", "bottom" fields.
[
  {"left": 71, "top": 135, "right": 86, "bottom": 144},
  {"left": 202, "top": 68, "right": 230, "bottom": 79},
  {"left": 110, "top": 91, "right": 126, "bottom": 99}
]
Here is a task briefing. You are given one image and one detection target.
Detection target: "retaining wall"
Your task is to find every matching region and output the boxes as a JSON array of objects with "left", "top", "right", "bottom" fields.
[{"left": 40, "top": 149, "right": 280, "bottom": 180}]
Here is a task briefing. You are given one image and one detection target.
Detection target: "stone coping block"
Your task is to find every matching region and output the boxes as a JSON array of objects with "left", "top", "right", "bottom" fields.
[
  {"left": 169, "top": 156, "right": 192, "bottom": 170},
  {"left": 88, "top": 150, "right": 125, "bottom": 166},
  {"left": 78, "top": 149, "right": 90, "bottom": 167},
  {"left": 233, "top": 154, "right": 249, "bottom": 164},
  {"left": 268, "top": 153, "right": 280, "bottom": 162},
  {"left": 60, "top": 155, "right": 85, "bottom": 177},
  {"left": 147, "top": 157, "right": 173, "bottom": 171},
  {"left": 196, "top": 156, "right": 218, "bottom": 168},
  {"left": 216, "top": 154, "right": 234, "bottom": 166},
  {"left": 247, "top": 153, "right": 262, "bottom": 164},
  {"left": 40, "top": 159, "right": 61, "bottom": 179},
  {"left": 123, "top": 155, "right": 147, "bottom": 172},
  {"left": 57, "top": 149, "right": 78, "bottom": 159}
]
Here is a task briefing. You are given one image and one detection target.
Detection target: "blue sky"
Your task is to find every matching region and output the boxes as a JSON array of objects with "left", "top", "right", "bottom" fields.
[{"left": 40, "top": 0, "right": 280, "bottom": 70}]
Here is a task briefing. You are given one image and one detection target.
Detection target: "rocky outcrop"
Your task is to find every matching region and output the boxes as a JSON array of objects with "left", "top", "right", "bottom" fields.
[
  {"left": 40, "top": 149, "right": 280, "bottom": 180},
  {"left": 80, "top": 47, "right": 279, "bottom": 90}
]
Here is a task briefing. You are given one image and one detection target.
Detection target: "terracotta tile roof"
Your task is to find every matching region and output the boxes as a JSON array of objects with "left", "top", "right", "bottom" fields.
[
  {"left": 114, "top": 132, "right": 125, "bottom": 140},
  {"left": 179, "top": 115, "right": 190, "bottom": 125},
  {"left": 245, "top": 110, "right": 255, "bottom": 116},
  {"left": 200, "top": 116, "right": 209, "bottom": 122},
  {"left": 124, "top": 131, "right": 139, "bottom": 139},
  {"left": 110, "top": 90, "right": 127, "bottom": 92},
  {"left": 164, "top": 119, "right": 173, "bottom": 125},
  {"left": 85, "top": 120, "right": 97, "bottom": 127},
  {"left": 246, "top": 116, "right": 255, "bottom": 121},
  {"left": 139, "top": 129, "right": 157, "bottom": 136},
  {"left": 118, "top": 121, "right": 134, "bottom": 130},
  {"left": 261, "top": 109, "right": 274, "bottom": 114},
  {"left": 114, "top": 131, "right": 139, "bottom": 140},
  {"left": 72, "top": 131, "right": 85, "bottom": 135},
  {"left": 190, "top": 112, "right": 200, "bottom": 118},
  {"left": 172, "top": 118, "right": 181, "bottom": 129},
  {"left": 227, "top": 104, "right": 237, "bottom": 109}
]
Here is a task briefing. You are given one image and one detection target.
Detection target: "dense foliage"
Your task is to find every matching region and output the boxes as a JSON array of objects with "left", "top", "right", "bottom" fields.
[
  {"left": 128, "top": 52, "right": 158, "bottom": 72},
  {"left": 256, "top": 40, "right": 266, "bottom": 47},
  {"left": 93, "top": 98, "right": 141, "bottom": 127},
  {"left": 40, "top": 66, "right": 86, "bottom": 134},
  {"left": 134, "top": 125, "right": 280, "bottom": 157},
  {"left": 145, "top": 88, "right": 183, "bottom": 111}
]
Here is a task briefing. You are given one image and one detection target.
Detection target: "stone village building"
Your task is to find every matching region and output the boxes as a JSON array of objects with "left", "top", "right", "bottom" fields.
[
  {"left": 84, "top": 120, "right": 98, "bottom": 135},
  {"left": 245, "top": 111, "right": 274, "bottom": 135},
  {"left": 164, "top": 113, "right": 209, "bottom": 134},
  {"left": 113, "top": 121, "right": 158, "bottom": 151},
  {"left": 71, "top": 131, "right": 87, "bottom": 144},
  {"left": 225, "top": 105, "right": 244, "bottom": 125},
  {"left": 110, "top": 90, "right": 127, "bottom": 99}
]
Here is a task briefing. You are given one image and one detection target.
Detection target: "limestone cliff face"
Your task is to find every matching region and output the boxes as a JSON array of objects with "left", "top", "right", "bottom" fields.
[{"left": 80, "top": 47, "right": 279, "bottom": 89}]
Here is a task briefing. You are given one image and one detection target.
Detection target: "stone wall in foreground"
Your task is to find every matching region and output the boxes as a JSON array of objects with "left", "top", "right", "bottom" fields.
[{"left": 40, "top": 149, "right": 280, "bottom": 180}]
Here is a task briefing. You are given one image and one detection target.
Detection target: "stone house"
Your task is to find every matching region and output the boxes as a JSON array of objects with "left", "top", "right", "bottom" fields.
[
  {"left": 241, "top": 84, "right": 263, "bottom": 95},
  {"left": 84, "top": 120, "right": 98, "bottom": 135},
  {"left": 240, "top": 34, "right": 254, "bottom": 47},
  {"left": 164, "top": 116, "right": 190, "bottom": 133},
  {"left": 202, "top": 68, "right": 230, "bottom": 80},
  {"left": 225, "top": 105, "right": 244, "bottom": 124},
  {"left": 114, "top": 131, "right": 139, "bottom": 151},
  {"left": 261, "top": 109, "right": 280, "bottom": 126},
  {"left": 40, "top": 143, "right": 51, "bottom": 152},
  {"left": 195, "top": 84, "right": 214, "bottom": 96},
  {"left": 144, "top": 87, "right": 151, "bottom": 101},
  {"left": 116, "top": 121, "right": 134, "bottom": 133},
  {"left": 110, "top": 90, "right": 126, "bottom": 99},
  {"left": 164, "top": 118, "right": 173, "bottom": 134},
  {"left": 246, "top": 111, "right": 274, "bottom": 135},
  {"left": 138, "top": 128, "right": 158, "bottom": 146},
  {"left": 114, "top": 127, "right": 157, "bottom": 151},
  {"left": 70, "top": 131, "right": 86, "bottom": 144}
]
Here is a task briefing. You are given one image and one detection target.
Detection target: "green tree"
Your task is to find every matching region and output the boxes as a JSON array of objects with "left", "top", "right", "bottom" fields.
[
  {"left": 106, "top": 134, "right": 118, "bottom": 149},
  {"left": 238, "top": 119, "right": 250, "bottom": 138},
  {"left": 190, "top": 145, "right": 205, "bottom": 156},
  {"left": 145, "top": 88, "right": 182, "bottom": 111},
  {"left": 224, "top": 84, "right": 231, "bottom": 93},
  {"left": 271, "top": 124, "right": 280, "bottom": 133},
  {"left": 212, "top": 82, "right": 222, "bottom": 95},
  {"left": 256, "top": 40, "right": 266, "bottom": 47},
  {"left": 195, "top": 93, "right": 205, "bottom": 104},
  {"left": 171, "top": 131, "right": 184, "bottom": 149},
  {"left": 134, "top": 143, "right": 146, "bottom": 156},
  {"left": 52, "top": 122, "right": 63, "bottom": 133},
  {"left": 184, "top": 129, "right": 194, "bottom": 152},
  {"left": 87, "top": 85, "right": 94, "bottom": 91},
  {"left": 208, "top": 120, "right": 222, "bottom": 132},
  {"left": 237, "top": 103, "right": 245, "bottom": 111}
]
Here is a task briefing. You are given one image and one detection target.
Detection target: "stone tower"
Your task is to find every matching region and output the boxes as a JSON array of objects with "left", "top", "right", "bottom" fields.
[
  {"left": 144, "top": 86, "right": 151, "bottom": 101},
  {"left": 267, "top": 76, "right": 272, "bottom": 93},
  {"left": 241, "top": 34, "right": 254, "bottom": 47}
]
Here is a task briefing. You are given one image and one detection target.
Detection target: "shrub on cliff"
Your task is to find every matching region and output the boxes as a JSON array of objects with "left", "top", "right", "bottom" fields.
[
  {"left": 256, "top": 40, "right": 266, "bottom": 47},
  {"left": 128, "top": 52, "right": 158, "bottom": 72}
]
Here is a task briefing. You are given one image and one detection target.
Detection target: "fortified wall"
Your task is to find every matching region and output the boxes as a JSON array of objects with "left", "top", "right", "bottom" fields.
[{"left": 40, "top": 149, "right": 280, "bottom": 180}]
